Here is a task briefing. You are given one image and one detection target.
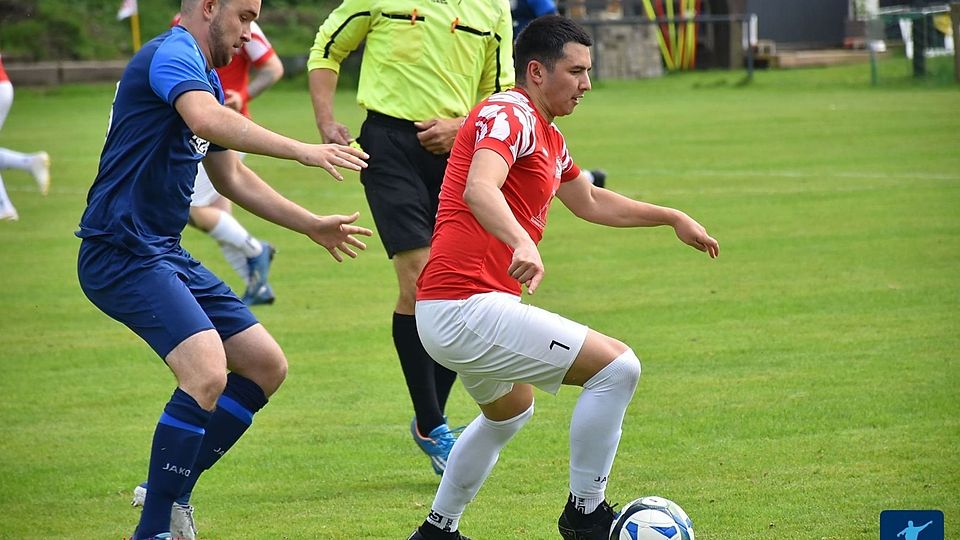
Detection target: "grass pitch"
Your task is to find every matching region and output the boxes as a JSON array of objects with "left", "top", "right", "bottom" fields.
[{"left": 0, "top": 59, "right": 957, "bottom": 539}]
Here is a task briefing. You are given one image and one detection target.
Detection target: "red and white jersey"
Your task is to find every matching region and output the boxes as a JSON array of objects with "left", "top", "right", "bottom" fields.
[
  {"left": 171, "top": 15, "right": 275, "bottom": 117},
  {"left": 0, "top": 54, "right": 9, "bottom": 83},
  {"left": 417, "top": 88, "right": 581, "bottom": 300}
]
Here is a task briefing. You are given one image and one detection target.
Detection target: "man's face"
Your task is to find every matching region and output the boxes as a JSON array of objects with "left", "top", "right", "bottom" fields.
[
  {"left": 541, "top": 42, "right": 592, "bottom": 118},
  {"left": 208, "top": 0, "right": 260, "bottom": 68}
]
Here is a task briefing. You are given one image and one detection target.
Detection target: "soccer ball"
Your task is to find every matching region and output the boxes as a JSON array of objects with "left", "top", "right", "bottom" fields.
[{"left": 609, "top": 496, "right": 695, "bottom": 540}]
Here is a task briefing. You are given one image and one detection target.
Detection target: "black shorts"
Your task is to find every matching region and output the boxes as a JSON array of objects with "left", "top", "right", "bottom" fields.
[{"left": 357, "top": 111, "right": 449, "bottom": 258}]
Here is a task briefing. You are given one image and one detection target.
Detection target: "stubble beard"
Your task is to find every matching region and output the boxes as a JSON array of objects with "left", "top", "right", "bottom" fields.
[{"left": 208, "top": 12, "right": 233, "bottom": 68}]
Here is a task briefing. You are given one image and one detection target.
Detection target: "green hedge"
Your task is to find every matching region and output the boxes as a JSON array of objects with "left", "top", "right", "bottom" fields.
[{"left": 0, "top": 0, "right": 340, "bottom": 61}]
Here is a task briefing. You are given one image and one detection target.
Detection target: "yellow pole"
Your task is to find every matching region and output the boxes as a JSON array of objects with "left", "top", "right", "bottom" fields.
[
  {"left": 666, "top": 0, "right": 678, "bottom": 68},
  {"left": 685, "top": 0, "right": 696, "bottom": 68},
  {"left": 641, "top": 0, "right": 677, "bottom": 70},
  {"left": 130, "top": 11, "right": 142, "bottom": 52}
]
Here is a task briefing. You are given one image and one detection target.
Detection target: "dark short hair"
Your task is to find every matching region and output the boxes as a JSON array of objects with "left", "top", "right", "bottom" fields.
[{"left": 514, "top": 15, "right": 593, "bottom": 84}]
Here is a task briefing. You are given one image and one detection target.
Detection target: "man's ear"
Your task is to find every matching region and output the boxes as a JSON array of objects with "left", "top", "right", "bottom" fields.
[
  {"left": 201, "top": 0, "right": 218, "bottom": 20},
  {"left": 527, "top": 60, "right": 545, "bottom": 85}
]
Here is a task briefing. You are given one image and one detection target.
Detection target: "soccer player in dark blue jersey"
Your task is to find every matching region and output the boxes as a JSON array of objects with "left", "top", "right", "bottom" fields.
[{"left": 76, "top": 1, "right": 370, "bottom": 539}]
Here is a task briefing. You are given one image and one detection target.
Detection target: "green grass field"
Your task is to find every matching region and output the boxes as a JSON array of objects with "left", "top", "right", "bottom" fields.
[{"left": 0, "top": 60, "right": 958, "bottom": 539}]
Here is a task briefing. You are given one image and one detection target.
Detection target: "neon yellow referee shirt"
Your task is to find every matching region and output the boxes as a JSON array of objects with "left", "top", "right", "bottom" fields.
[{"left": 308, "top": 0, "right": 515, "bottom": 121}]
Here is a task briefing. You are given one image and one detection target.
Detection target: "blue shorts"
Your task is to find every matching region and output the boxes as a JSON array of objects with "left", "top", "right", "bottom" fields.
[{"left": 78, "top": 239, "right": 259, "bottom": 359}]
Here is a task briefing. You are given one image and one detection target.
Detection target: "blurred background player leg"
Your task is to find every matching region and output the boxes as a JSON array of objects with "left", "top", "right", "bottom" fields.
[
  {"left": 0, "top": 174, "right": 18, "bottom": 221},
  {"left": 582, "top": 169, "right": 606, "bottom": 188},
  {"left": 0, "top": 148, "right": 50, "bottom": 196},
  {"left": 188, "top": 164, "right": 275, "bottom": 305},
  {"left": 0, "top": 55, "right": 50, "bottom": 221}
]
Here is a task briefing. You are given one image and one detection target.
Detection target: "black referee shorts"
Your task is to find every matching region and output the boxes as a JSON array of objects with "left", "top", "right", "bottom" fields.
[{"left": 357, "top": 111, "right": 449, "bottom": 259}]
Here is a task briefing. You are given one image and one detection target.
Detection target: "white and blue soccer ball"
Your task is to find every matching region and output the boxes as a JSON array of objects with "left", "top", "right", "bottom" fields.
[{"left": 609, "top": 496, "right": 695, "bottom": 540}]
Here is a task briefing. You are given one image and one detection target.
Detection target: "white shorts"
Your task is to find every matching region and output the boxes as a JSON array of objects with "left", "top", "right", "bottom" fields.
[
  {"left": 0, "top": 82, "right": 13, "bottom": 130},
  {"left": 190, "top": 163, "right": 219, "bottom": 207},
  {"left": 191, "top": 152, "right": 245, "bottom": 207},
  {"left": 416, "top": 291, "right": 589, "bottom": 405}
]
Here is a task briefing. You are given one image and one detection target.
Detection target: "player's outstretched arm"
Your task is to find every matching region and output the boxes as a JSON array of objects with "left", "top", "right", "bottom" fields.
[
  {"left": 175, "top": 90, "right": 366, "bottom": 180},
  {"left": 305, "top": 212, "right": 371, "bottom": 262},
  {"left": 557, "top": 174, "right": 719, "bottom": 258},
  {"left": 204, "top": 150, "right": 372, "bottom": 261}
]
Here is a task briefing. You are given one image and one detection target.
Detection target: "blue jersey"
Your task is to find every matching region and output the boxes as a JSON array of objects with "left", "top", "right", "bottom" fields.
[
  {"left": 511, "top": 0, "right": 556, "bottom": 36},
  {"left": 77, "top": 26, "right": 225, "bottom": 256}
]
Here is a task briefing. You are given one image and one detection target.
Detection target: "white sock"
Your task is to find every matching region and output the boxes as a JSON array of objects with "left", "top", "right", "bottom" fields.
[
  {"left": 569, "top": 349, "right": 641, "bottom": 511},
  {"left": 208, "top": 212, "right": 262, "bottom": 282},
  {"left": 428, "top": 405, "right": 535, "bottom": 532},
  {"left": 208, "top": 211, "right": 262, "bottom": 256},
  {"left": 0, "top": 174, "right": 16, "bottom": 216},
  {"left": 582, "top": 170, "right": 595, "bottom": 184},
  {"left": 0, "top": 148, "right": 33, "bottom": 170},
  {"left": 220, "top": 244, "right": 251, "bottom": 282}
]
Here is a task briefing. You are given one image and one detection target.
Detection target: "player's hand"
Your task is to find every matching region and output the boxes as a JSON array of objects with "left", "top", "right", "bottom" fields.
[
  {"left": 224, "top": 90, "right": 243, "bottom": 112},
  {"left": 318, "top": 120, "right": 354, "bottom": 146},
  {"left": 297, "top": 143, "right": 369, "bottom": 181},
  {"left": 307, "top": 212, "right": 373, "bottom": 262},
  {"left": 673, "top": 213, "right": 719, "bottom": 258},
  {"left": 415, "top": 117, "right": 462, "bottom": 154},
  {"left": 508, "top": 239, "right": 545, "bottom": 294}
]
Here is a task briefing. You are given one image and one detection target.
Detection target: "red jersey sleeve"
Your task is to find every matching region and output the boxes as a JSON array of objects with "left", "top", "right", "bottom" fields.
[
  {"left": 245, "top": 22, "right": 276, "bottom": 67},
  {"left": 472, "top": 95, "right": 538, "bottom": 169}
]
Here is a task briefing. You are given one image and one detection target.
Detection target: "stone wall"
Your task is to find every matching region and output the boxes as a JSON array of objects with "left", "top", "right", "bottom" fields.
[
  {"left": 5, "top": 61, "right": 128, "bottom": 87},
  {"left": 592, "top": 21, "right": 664, "bottom": 79}
]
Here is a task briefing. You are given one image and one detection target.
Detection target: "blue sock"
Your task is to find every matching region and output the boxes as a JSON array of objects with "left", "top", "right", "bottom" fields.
[
  {"left": 177, "top": 372, "right": 268, "bottom": 503},
  {"left": 137, "top": 388, "right": 210, "bottom": 539}
]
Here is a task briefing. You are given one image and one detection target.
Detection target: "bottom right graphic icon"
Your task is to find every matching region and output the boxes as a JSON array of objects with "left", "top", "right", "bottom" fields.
[{"left": 880, "top": 510, "right": 944, "bottom": 540}]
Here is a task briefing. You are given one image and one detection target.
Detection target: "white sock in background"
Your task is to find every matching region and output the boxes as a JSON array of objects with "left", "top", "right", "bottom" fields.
[
  {"left": 0, "top": 148, "right": 33, "bottom": 170},
  {"left": 208, "top": 211, "right": 263, "bottom": 281},
  {"left": 0, "top": 173, "right": 18, "bottom": 220}
]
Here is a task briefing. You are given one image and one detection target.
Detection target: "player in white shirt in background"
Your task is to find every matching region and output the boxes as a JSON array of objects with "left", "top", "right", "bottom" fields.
[{"left": 0, "top": 53, "right": 50, "bottom": 222}]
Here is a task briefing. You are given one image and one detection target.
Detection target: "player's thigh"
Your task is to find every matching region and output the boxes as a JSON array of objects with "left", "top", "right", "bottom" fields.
[
  {"left": 185, "top": 258, "right": 260, "bottom": 345},
  {"left": 416, "top": 292, "right": 588, "bottom": 403},
  {"left": 477, "top": 383, "right": 535, "bottom": 422},
  {"left": 165, "top": 329, "right": 229, "bottom": 409},
  {"left": 78, "top": 240, "right": 221, "bottom": 360},
  {"left": 0, "top": 82, "right": 12, "bottom": 130},
  {"left": 190, "top": 163, "right": 220, "bottom": 207},
  {"left": 562, "top": 329, "right": 629, "bottom": 386}
]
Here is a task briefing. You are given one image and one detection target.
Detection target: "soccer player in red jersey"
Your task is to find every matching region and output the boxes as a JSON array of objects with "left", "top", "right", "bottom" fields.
[{"left": 407, "top": 15, "right": 718, "bottom": 540}]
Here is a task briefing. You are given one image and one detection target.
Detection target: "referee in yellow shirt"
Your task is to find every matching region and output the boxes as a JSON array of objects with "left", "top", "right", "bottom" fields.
[{"left": 307, "top": 0, "right": 515, "bottom": 476}]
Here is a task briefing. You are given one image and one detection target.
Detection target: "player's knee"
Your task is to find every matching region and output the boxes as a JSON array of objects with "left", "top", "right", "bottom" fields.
[
  {"left": 619, "top": 348, "right": 641, "bottom": 387},
  {"left": 190, "top": 371, "right": 228, "bottom": 410},
  {"left": 512, "top": 402, "right": 535, "bottom": 427},
  {"left": 480, "top": 402, "right": 534, "bottom": 434},
  {"left": 272, "top": 355, "right": 289, "bottom": 387},
  {"left": 584, "top": 348, "right": 641, "bottom": 396},
  {"left": 258, "top": 352, "right": 288, "bottom": 396}
]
